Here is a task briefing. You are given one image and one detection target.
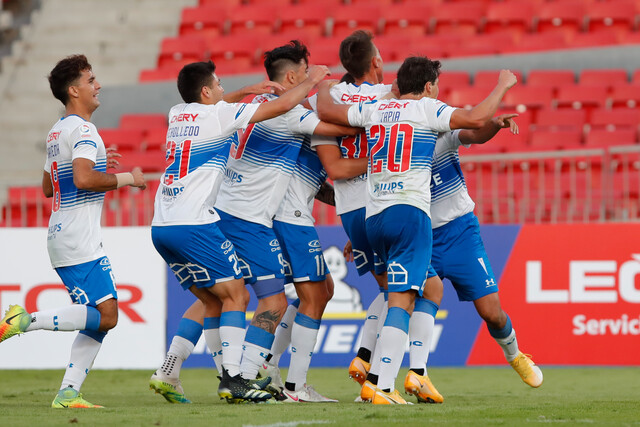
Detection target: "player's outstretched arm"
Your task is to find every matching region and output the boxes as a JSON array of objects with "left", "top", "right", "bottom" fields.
[
  {"left": 316, "top": 80, "right": 352, "bottom": 126},
  {"left": 223, "top": 80, "right": 285, "bottom": 103},
  {"left": 73, "top": 158, "right": 146, "bottom": 192},
  {"left": 316, "top": 144, "right": 368, "bottom": 180},
  {"left": 315, "top": 181, "right": 335, "bottom": 206},
  {"left": 314, "top": 121, "right": 361, "bottom": 137},
  {"left": 249, "top": 65, "right": 330, "bottom": 123},
  {"left": 450, "top": 70, "right": 517, "bottom": 130},
  {"left": 458, "top": 113, "right": 519, "bottom": 145}
]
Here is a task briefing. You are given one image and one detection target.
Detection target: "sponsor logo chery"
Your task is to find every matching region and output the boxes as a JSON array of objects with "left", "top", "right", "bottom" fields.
[{"left": 467, "top": 224, "right": 640, "bottom": 366}]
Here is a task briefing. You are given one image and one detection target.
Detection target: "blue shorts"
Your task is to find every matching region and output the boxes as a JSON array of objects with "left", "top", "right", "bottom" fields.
[
  {"left": 216, "top": 210, "right": 285, "bottom": 287},
  {"left": 365, "top": 205, "right": 432, "bottom": 296},
  {"left": 341, "top": 207, "right": 385, "bottom": 276},
  {"left": 431, "top": 212, "right": 498, "bottom": 301},
  {"left": 273, "top": 220, "right": 328, "bottom": 284},
  {"left": 152, "top": 223, "right": 243, "bottom": 290},
  {"left": 55, "top": 256, "right": 117, "bottom": 306}
]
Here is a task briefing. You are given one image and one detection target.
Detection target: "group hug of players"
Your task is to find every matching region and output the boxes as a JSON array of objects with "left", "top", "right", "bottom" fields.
[{"left": 0, "top": 30, "right": 541, "bottom": 408}]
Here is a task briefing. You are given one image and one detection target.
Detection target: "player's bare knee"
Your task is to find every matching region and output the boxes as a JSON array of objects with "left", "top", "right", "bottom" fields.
[{"left": 97, "top": 299, "right": 118, "bottom": 331}]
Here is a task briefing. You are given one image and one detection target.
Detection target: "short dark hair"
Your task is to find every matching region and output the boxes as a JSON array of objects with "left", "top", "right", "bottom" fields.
[
  {"left": 397, "top": 56, "right": 442, "bottom": 96},
  {"left": 339, "top": 30, "right": 376, "bottom": 79},
  {"left": 340, "top": 72, "right": 355, "bottom": 84},
  {"left": 263, "top": 40, "right": 309, "bottom": 81},
  {"left": 48, "top": 54, "right": 92, "bottom": 106},
  {"left": 177, "top": 60, "right": 216, "bottom": 103}
]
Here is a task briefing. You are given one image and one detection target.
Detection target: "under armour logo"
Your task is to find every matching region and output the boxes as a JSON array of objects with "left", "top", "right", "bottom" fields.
[{"left": 486, "top": 278, "right": 496, "bottom": 287}]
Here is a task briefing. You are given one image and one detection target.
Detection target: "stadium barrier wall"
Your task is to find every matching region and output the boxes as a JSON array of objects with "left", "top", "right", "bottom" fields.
[{"left": 1, "top": 224, "right": 638, "bottom": 369}]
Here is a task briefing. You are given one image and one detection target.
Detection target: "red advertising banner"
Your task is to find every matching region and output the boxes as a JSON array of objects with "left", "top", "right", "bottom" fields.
[{"left": 467, "top": 224, "right": 640, "bottom": 366}]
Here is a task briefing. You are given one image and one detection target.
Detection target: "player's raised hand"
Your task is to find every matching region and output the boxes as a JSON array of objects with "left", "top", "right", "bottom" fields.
[
  {"left": 307, "top": 65, "right": 331, "bottom": 85},
  {"left": 498, "top": 70, "right": 518, "bottom": 90},
  {"left": 493, "top": 113, "right": 519, "bottom": 134},
  {"left": 343, "top": 240, "right": 354, "bottom": 262},
  {"left": 131, "top": 167, "right": 146, "bottom": 190},
  {"left": 106, "top": 147, "right": 121, "bottom": 169},
  {"left": 245, "top": 80, "right": 286, "bottom": 95}
]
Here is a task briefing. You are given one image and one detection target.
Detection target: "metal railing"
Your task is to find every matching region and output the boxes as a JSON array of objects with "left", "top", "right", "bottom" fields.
[{"left": 2, "top": 146, "right": 639, "bottom": 227}]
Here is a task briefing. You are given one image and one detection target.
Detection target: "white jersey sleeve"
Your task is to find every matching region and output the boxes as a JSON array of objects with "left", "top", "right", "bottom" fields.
[
  {"left": 285, "top": 105, "right": 321, "bottom": 135},
  {"left": 70, "top": 122, "right": 100, "bottom": 163},
  {"left": 216, "top": 101, "right": 260, "bottom": 134}
]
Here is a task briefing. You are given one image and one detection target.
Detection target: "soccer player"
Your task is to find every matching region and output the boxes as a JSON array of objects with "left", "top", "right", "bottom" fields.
[
  {"left": 150, "top": 59, "right": 330, "bottom": 404},
  {"left": 0, "top": 54, "right": 146, "bottom": 408},
  {"left": 149, "top": 42, "right": 357, "bottom": 402},
  {"left": 258, "top": 132, "right": 368, "bottom": 402},
  {"left": 430, "top": 115, "right": 544, "bottom": 388},
  {"left": 317, "top": 56, "right": 517, "bottom": 404},
  {"left": 305, "top": 30, "right": 393, "bottom": 387}
]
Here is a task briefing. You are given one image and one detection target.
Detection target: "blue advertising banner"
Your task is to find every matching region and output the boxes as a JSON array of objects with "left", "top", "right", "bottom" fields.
[{"left": 165, "top": 224, "right": 522, "bottom": 368}]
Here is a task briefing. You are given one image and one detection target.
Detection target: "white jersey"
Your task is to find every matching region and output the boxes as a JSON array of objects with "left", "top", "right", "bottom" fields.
[
  {"left": 44, "top": 115, "right": 107, "bottom": 268},
  {"left": 309, "top": 82, "right": 391, "bottom": 215},
  {"left": 215, "top": 93, "right": 321, "bottom": 227},
  {"left": 152, "top": 101, "right": 259, "bottom": 226},
  {"left": 430, "top": 130, "right": 475, "bottom": 228},
  {"left": 274, "top": 138, "right": 328, "bottom": 226},
  {"left": 347, "top": 97, "right": 456, "bottom": 218}
]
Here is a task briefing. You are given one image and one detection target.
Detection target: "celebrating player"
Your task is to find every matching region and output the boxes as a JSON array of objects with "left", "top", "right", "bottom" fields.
[
  {"left": 430, "top": 115, "right": 543, "bottom": 388},
  {"left": 0, "top": 55, "right": 146, "bottom": 408},
  {"left": 150, "top": 59, "right": 330, "bottom": 404},
  {"left": 317, "top": 56, "right": 517, "bottom": 403}
]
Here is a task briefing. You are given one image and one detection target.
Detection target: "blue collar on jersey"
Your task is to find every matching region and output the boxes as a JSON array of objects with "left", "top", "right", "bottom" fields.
[
  {"left": 350, "top": 81, "right": 375, "bottom": 88},
  {"left": 61, "top": 114, "right": 87, "bottom": 121}
]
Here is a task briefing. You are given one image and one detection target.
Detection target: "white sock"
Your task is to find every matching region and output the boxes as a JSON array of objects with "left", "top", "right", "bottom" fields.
[
  {"left": 377, "top": 307, "right": 410, "bottom": 391},
  {"left": 270, "top": 304, "right": 298, "bottom": 367},
  {"left": 409, "top": 298, "right": 438, "bottom": 376},
  {"left": 241, "top": 325, "right": 274, "bottom": 380},
  {"left": 360, "top": 293, "right": 385, "bottom": 355},
  {"left": 26, "top": 305, "right": 100, "bottom": 332},
  {"left": 60, "top": 331, "right": 104, "bottom": 391},
  {"left": 495, "top": 329, "right": 519, "bottom": 362},
  {"left": 408, "top": 311, "right": 434, "bottom": 375},
  {"left": 207, "top": 329, "right": 224, "bottom": 375},
  {"left": 368, "top": 301, "right": 388, "bottom": 378},
  {"left": 219, "top": 324, "right": 245, "bottom": 378},
  {"left": 286, "top": 313, "right": 321, "bottom": 391},
  {"left": 160, "top": 336, "right": 194, "bottom": 379}
]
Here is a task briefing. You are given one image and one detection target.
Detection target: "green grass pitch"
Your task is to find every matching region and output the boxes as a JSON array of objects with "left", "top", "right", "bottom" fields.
[{"left": 1, "top": 367, "right": 638, "bottom": 426}]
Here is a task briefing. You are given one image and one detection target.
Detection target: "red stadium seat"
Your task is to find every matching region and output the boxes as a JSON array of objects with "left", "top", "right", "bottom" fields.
[
  {"left": 157, "top": 35, "right": 208, "bottom": 68},
  {"left": 448, "top": 87, "right": 493, "bottom": 108},
  {"left": 5, "top": 186, "right": 51, "bottom": 227},
  {"left": 329, "top": 4, "right": 382, "bottom": 39},
  {"left": 369, "top": 35, "right": 413, "bottom": 63},
  {"left": 529, "top": 129, "right": 583, "bottom": 151},
  {"left": 451, "top": 32, "right": 517, "bottom": 57},
  {"left": 99, "top": 129, "right": 146, "bottom": 152},
  {"left": 119, "top": 113, "right": 167, "bottom": 131},
  {"left": 526, "top": 69, "right": 575, "bottom": 93},
  {"left": 473, "top": 70, "right": 523, "bottom": 88},
  {"left": 144, "top": 127, "right": 169, "bottom": 152},
  {"left": 139, "top": 65, "right": 182, "bottom": 83},
  {"left": 585, "top": 0, "right": 638, "bottom": 35},
  {"left": 118, "top": 152, "right": 165, "bottom": 173},
  {"left": 502, "top": 86, "right": 554, "bottom": 112},
  {"left": 589, "top": 107, "right": 640, "bottom": 131},
  {"left": 554, "top": 84, "right": 609, "bottom": 111},
  {"left": 483, "top": 1, "right": 535, "bottom": 36},
  {"left": 567, "top": 31, "right": 621, "bottom": 49},
  {"left": 227, "top": 5, "right": 277, "bottom": 36},
  {"left": 430, "top": 1, "right": 486, "bottom": 36},
  {"left": 307, "top": 44, "right": 341, "bottom": 68},
  {"left": 535, "top": 0, "right": 586, "bottom": 37},
  {"left": 579, "top": 69, "right": 629, "bottom": 89},
  {"left": 380, "top": 3, "right": 432, "bottom": 36},
  {"left": 585, "top": 129, "right": 637, "bottom": 148},
  {"left": 438, "top": 70, "right": 471, "bottom": 100},
  {"left": 608, "top": 83, "right": 640, "bottom": 108},
  {"left": 179, "top": 7, "right": 227, "bottom": 38},
  {"left": 206, "top": 35, "right": 262, "bottom": 71},
  {"left": 534, "top": 108, "right": 587, "bottom": 132},
  {"left": 276, "top": 5, "right": 328, "bottom": 38},
  {"left": 502, "top": 32, "right": 568, "bottom": 54}
]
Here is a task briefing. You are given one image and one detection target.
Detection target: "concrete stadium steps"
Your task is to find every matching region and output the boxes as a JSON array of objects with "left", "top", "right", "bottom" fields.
[{"left": 0, "top": 0, "right": 196, "bottom": 208}]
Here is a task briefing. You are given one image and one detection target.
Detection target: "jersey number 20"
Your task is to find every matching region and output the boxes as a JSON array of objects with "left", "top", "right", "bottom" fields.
[{"left": 369, "top": 123, "right": 414, "bottom": 174}]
